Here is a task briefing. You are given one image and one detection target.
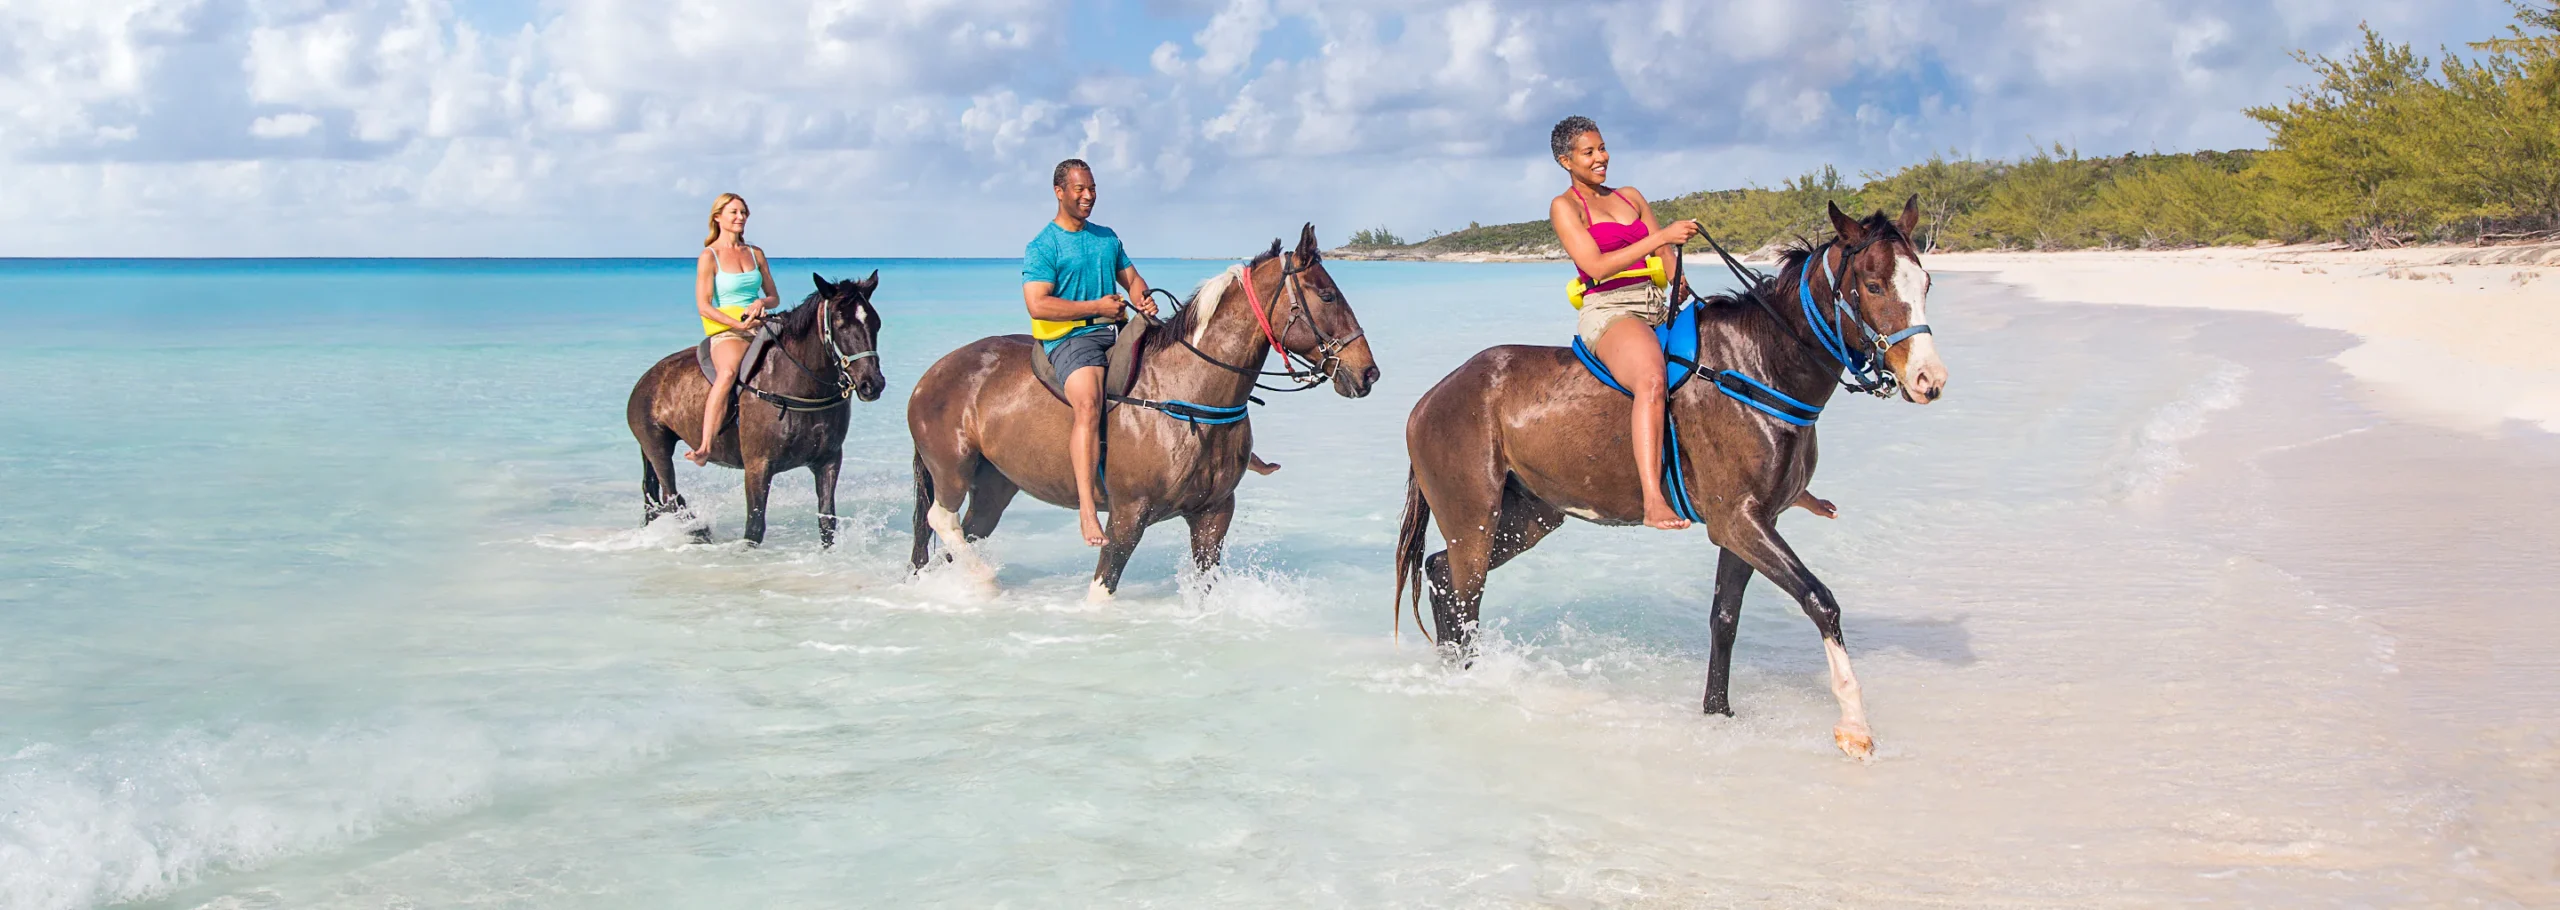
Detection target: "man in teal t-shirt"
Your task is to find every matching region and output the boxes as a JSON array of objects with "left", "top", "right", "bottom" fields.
[{"left": 1022, "top": 158, "right": 1156, "bottom": 548}]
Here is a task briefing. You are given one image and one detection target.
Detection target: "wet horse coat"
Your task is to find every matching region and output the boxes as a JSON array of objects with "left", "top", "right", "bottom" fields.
[
  {"left": 1394, "top": 201, "right": 1949, "bottom": 760},
  {"left": 906, "top": 225, "right": 1381, "bottom": 598}
]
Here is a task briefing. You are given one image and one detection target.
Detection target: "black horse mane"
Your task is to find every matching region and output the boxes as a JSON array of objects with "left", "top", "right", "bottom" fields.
[
  {"left": 771, "top": 284, "right": 860, "bottom": 337},
  {"left": 1704, "top": 210, "right": 1909, "bottom": 311}
]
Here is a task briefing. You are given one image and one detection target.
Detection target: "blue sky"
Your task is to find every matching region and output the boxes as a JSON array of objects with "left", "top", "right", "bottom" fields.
[{"left": 0, "top": 0, "right": 2524, "bottom": 257}]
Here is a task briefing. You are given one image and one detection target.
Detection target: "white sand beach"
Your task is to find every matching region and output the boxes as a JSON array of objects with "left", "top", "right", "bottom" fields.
[{"left": 1927, "top": 244, "right": 2560, "bottom": 433}]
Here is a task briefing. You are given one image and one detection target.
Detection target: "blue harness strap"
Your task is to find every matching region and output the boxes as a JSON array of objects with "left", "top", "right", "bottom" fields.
[{"left": 1571, "top": 304, "right": 1701, "bottom": 396}]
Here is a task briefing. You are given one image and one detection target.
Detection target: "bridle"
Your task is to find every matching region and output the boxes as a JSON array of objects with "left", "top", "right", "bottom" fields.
[
  {"left": 746, "top": 294, "right": 880, "bottom": 414},
  {"left": 1160, "top": 254, "right": 1365, "bottom": 394},
  {"left": 1698, "top": 230, "right": 1932, "bottom": 399}
]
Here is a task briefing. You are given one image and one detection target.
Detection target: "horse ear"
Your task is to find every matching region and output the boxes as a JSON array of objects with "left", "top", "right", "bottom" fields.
[
  {"left": 1267, "top": 238, "right": 1283, "bottom": 261},
  {"left": 1828, "top": 201, "right": 1862, "bottom": 241},
  {"left": 811, "top": 272, "right": 833, "bottom": 294},
  {"left": 1296, "top": 222, "right": 1321, "bottom": 262},
  {"left": 1898, "top": 194, "right": 1921, "bottom": 238},
  {"left": 857, "top": 269, "right": 879, "bottom": 294}
]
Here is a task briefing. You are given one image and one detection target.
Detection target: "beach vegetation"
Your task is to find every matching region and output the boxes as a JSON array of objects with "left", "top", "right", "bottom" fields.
[{"left": 1364, "top": 3, "right": 2556, "bottom": 256}]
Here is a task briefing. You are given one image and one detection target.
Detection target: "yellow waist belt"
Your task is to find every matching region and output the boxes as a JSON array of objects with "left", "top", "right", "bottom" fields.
[
  {"left": 1567, "top": 255, "right": 1669, "bottom": 309},
  {"left": 702, "top": 305, "right": 747, "bottom": 336},
  {"left": 1030, "top": 313, "right": 1119, "bottom": 342}
]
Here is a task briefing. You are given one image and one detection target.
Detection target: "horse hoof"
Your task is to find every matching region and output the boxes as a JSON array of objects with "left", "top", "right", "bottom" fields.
[{"left": 1834, "top": 725, "right": 1874, "bottom": 761}]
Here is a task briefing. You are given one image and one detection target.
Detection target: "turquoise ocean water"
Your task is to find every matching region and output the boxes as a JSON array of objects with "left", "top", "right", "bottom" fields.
[{"left": 1, "top": 257, "right": 2548, "bottom": 907}]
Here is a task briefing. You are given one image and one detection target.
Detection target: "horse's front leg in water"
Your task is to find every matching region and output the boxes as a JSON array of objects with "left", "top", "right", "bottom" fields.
[
  {"left": 1089, "top": 503, "right": 1149, "bottom": 603},
  {"left": 1720, "top": 519, "right": 1872, "bottom": 759},
  {"left": 741, "top": 458, "right": 774, "bottom": 547},
  {"left": 1701, "top": 547, "right": 1755, "bottom": 716},
  {"left": 1184, "top": 495, "right": 1236, "bottom": 580},
  {"left": 812, "top": 452, "right": 842, "bottom": 549}
]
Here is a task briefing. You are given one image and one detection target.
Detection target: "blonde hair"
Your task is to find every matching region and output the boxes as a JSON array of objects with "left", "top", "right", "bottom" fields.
[{"left": 704, "top": 193, "right": 749, "bottom": 247}]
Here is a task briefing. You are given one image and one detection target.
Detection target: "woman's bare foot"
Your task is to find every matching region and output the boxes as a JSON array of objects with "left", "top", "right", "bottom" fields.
[
  {"left": 685, "top": 446, "right": 711, "bottom": 466},
  {"left": 1642, "top": 498, "right": 1692, "bottom": 530},
  {"left": 1793, "top": 492, "right": 1838, "bottom": 519},
  {"left": 1079, "top": 509, "right": 1108, "bottom": 547},
  {"left": 1247, "top": 455, "right": 1280, "bottom": 476}
]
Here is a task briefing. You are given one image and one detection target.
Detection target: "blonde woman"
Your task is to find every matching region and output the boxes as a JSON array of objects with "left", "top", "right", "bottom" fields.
[{"left": 689, "top": 193, "right": 780, "bottom": 466}]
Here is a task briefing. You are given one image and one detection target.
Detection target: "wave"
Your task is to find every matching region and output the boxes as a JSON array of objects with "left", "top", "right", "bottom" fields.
[
  {"left": 0, "top": 701, "right": 705, "bottom": 910},
  {"left": 2111, "top": 361, "right": 2248, "bottom": 498}
]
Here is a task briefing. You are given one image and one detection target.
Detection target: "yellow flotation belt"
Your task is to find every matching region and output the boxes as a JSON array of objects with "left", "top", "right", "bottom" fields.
[
  {"left": 1567, "top": 255, "right": 1669, "bottom": 309},
  {"left": 702, "top": 305, "right": 748, "bottom": 336},
  {"left": 1030, "top": 313, "right": 1119, "bottom": 342}
]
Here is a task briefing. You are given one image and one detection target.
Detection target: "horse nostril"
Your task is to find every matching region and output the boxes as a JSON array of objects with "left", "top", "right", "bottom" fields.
[{"left": 1364, "top": 366, "right": 1381, "bottom": 385}]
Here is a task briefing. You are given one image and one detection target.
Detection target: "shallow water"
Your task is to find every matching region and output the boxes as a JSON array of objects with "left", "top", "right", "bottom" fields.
[{"left": 0, "top": 258, "right": 2550, "bottom": 907}]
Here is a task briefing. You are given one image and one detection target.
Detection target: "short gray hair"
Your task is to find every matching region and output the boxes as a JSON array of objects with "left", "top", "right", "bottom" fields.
[{"left": 1549, "top": 116, "right": 1598, "bottom": 159}]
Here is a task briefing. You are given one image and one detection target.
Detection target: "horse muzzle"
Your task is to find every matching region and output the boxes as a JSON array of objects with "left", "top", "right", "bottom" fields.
[
  {"left": 854, "top": 368, "right": 887, "bottom": 402},
  {"left": 1332, "top": 363, "right": 1380, "bottom": 399},
  {"left": 1897, "top": 340, "right": 1946, "bottom": 404}
]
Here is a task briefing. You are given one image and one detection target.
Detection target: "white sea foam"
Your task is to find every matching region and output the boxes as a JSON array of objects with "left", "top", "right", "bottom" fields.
[
  {"left": 0, "top": 704, "right": 701, "bottom": 910},
  {"left": 2112, "top": 361, "right": 2249, "bottom": 497}
]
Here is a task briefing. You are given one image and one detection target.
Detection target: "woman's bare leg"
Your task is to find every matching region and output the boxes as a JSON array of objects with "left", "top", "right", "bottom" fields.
[
  {"left": 1794, "top": 492, "right": 1837, "bottom": 519},
  {"left": 1247, "top": 454, "right": 1280, "bottom": 475},
  {"left": 691, "top": 336, "right": 749, "bottom": 466},
  {"left": 1590, "top": 317, "right": 1686, "bottom": 530}
]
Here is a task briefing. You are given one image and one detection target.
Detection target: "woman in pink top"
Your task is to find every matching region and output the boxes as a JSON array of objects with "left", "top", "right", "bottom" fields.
[
  {"left": 1546, "top": 117, "right": 1836, "bottom": 529},
  {"left": 1547, "top": 116, "right": 1706, "bottom": 530}
]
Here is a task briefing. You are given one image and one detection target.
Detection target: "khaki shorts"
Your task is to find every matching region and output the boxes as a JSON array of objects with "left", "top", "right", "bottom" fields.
[
  {"left": 707, "top": 328, "right": 754, "bottom": 346},
  {"left": 1576, "top": 283, "right": 1668, "bottom": 346}
]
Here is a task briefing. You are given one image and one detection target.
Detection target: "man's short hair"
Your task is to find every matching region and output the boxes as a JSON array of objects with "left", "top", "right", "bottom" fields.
[{"left": 1052, "top": 158, "right": 1092, "bottom": 187}]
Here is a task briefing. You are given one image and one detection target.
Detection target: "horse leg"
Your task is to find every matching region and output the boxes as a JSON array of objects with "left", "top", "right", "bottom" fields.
[
  {"left": 1721, "top": 521, "right": 1872, "bottom": 760},
  {"left": 1184, "top": 495, "right": 1236, "bottom": 577},
  {"left": 638, "top": 423, "right": 707, "bottom": 542},
  {"left": 1089, "top": 503, "right": 1151, "bottom": 603},
  {"left": 960, "top": 462, "right": 1019, "bottom": 542},
  {"left": 741, "top": 457, "right": 774, "bottom": 547},
  {"left": 917, "top": 452, "right": 997, "bottom": 588},
  {"left": 812, "top": 451, "right": 842, "bottom": 549},
  {"left": 1701, "top": 547, "right": 1755, "bottom": 717}
]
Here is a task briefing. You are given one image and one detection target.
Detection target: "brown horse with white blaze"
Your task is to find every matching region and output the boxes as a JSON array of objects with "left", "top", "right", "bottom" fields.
[
  {"left": 908, "top": 225, "right": 1379, "bottom": 599},
  {"left": 1394, "top": 200, "right": 1949, "bottom": 760}
]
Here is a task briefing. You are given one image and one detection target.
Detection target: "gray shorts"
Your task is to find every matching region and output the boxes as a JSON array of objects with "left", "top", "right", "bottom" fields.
[{"left": 1047, "top": 327, "right": 1117, "bottom": 377}]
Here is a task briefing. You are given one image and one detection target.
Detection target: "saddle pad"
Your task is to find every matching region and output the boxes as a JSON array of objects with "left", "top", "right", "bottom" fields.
[
  {"left": 1571, "top": 303, "right": 1700, "bottom": 396},
  {"left": 1030, "top": 319, "right": 1148, "bottom": 412},
  {"left": 1569, "top": 303, "right": 1707, "bottom": 524},
  {"left": 698, "top": 323, "right": 777, "bottom": 386}
]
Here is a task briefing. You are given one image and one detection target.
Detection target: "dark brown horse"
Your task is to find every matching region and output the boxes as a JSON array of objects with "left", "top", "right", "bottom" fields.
[
  {"left": 628, "top": 272, "right": 887, "bottom": 546},
  {"left": 1394, "top": 200, "right": 1949, "bottom": 760},
  {"left": 908, "top": 225, "right": 1379, "bottom": 600}
]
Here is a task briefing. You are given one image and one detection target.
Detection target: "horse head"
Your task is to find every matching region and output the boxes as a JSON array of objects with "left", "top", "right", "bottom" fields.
[
  {"left": 1265, "top": 223, "right": 1381, "bottom": 398},
  {"left": 809, "top": 270, "right": 888, "bottom": 402},
  {"left": 1826, "top": 197, "right": 1947, "bottom": 403}
]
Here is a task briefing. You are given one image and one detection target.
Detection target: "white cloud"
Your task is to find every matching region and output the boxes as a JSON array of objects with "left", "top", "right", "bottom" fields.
[{"left": 0, "top": 0, "right": 2525, "bottom": 256}]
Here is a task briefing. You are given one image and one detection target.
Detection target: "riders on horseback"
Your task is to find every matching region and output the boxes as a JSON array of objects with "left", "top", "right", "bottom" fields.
[
  {"left": 688, "top": 192, "right": 781, "bottom": 466},
  {"left": 1545, "top": 117, "right": 1835, "bottom": 524},
  {"left": 1023, "top": 159, "right": 1160, "bottom": 546}
]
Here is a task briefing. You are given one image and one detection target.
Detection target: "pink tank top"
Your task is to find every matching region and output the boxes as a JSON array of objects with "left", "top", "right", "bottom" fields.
[{"left": 1574, "top": 187, "right": 1650, "bottom": 292}]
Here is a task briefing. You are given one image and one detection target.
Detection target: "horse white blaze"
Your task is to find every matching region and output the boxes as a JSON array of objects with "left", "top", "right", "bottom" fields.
[
  {"left": 1824, "top": 637, "right": 1875, "bottom": 759},
  {"left": 1890, "top": 251, "right": 1946, "bottom": 402},
  {"left": 926, "top": 504, "right": 995, "bottom": 585}
]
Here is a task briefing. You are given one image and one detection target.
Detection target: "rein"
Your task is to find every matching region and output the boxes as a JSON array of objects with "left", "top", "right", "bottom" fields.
[
  {"left": 1693, "top": 229, "right": 1932, "bottom": 406},
  {"left": 1118, "top": 256, "right": 1362, "bottom": 425},
  {"left": 745, "top": 296, "right": 877, "bottom": 414}
]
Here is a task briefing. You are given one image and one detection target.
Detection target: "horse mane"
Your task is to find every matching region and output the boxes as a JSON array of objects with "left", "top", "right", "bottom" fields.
[
  {"left": 1705, "top": 210, "right": 1910, "bottom": 312},
  {"left": 767, "top": 287, "right": 830, "bottom": 337},
  {"left": 1149, "top": 245, "right": 1283, "bottom": 351}
]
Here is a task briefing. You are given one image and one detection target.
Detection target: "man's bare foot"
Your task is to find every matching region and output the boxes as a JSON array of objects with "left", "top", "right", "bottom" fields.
[
  {"left": 685, "top": 447, "right": 711, "bottom": 466},
  {"left": 1642, "top": 499, "right": 1692, "bottom": 530},
  {"left": 1247, "top": 455, "right": 1280, "bottom": 476},
  {"left": 1793, "top": 492, "right": 1838, "bottom": 519},
  {"left": 1078, "top": 509, "right": 1108, "bottom": 547}
]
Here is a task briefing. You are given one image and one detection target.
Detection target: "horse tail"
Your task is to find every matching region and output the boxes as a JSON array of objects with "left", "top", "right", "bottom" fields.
[
  {"left": 1392, "top": 467, "right": 1434, "bottom": 646},
  {"left": 909, "top": 452, "right": 935, "bottom": 571}
]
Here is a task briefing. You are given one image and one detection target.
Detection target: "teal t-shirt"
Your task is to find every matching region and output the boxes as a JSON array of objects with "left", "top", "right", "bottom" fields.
[{"left": 1023, "top": 221, "right": 1135, "bottom": 350}]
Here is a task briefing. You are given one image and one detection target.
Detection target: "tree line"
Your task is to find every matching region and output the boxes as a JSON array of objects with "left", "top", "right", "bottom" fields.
[{"left": 1381, "top": 2, "right": 2555, "bottom": 256}]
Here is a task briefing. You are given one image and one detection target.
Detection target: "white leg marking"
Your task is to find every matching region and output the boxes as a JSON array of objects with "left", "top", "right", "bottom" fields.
[
  {"left": 1086, "top": 577, "right": 1114, "bottom": 604},
  {"left": 926, "top": 504, "right": 996, "bottom": 586},
  {"left": 1824, "top": 637, "right": 1874, "bottom": 759}
]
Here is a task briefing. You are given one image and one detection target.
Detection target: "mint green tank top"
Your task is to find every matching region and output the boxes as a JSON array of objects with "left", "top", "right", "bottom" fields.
[{"left": 702, "top": 256, "right": 764, "bottom": 336}]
